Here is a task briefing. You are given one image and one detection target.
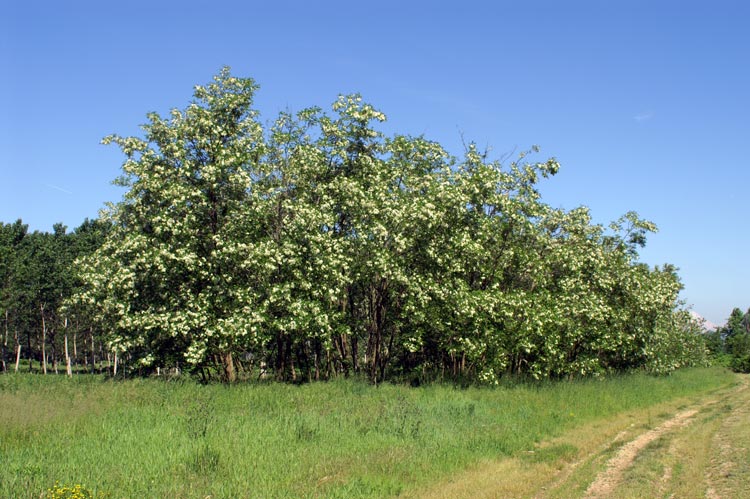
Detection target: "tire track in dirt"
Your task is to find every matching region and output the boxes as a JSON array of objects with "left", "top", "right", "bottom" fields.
[
  {"left": 581, "top": 376, "right": 748, "bottom": 499},
  {"left": 410, "top": 373, "right": 746, "bottom": 499},
  {"left": 705, "top": 376, "right": 749, "bottom": 499},
  {"left": 581, "top": 407, "right": 700, "bottom": 499}
]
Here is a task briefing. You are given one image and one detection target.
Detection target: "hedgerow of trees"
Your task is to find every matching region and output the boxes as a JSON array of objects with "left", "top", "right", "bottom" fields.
[{"left": 1, "top": 68, "right": 709, "bottom": 383}]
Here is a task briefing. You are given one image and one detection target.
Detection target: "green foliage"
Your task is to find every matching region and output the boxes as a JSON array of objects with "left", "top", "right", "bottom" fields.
[
  {"left": 705, "top": 328, "right": 726, "bottom": 357},
  {"left": 0, "top": 70, "right": 716, "bottom": 382},
  {"left": 0, "top": 220, "right": 28, "bottom": 368},
  {"left": 726, "top": 307, "right": 747, "bottom": 337},
  {"left": 729, "top": 349, "right": 750, "bottom": 373},
  {"left": 728, "top": 326, "right": 750, "bottom": 373},
  {"left": 0, "top": 218, "right": 110, "bottom": 374},
  {"left": 61, "top": 67, "right": 708, "bottom": 383},
  {"left": 711, "top": 306, "right": 750, "bottom": 373}
]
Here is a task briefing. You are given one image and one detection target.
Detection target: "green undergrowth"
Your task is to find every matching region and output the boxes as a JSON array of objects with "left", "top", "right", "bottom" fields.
[{"left": 0, "top": 367, "right": 735, "bottom": 498}]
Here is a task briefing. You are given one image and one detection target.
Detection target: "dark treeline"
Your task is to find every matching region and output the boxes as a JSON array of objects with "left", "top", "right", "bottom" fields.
[{"left": 0, "top": 219, "right": 111, "bottom": 374}]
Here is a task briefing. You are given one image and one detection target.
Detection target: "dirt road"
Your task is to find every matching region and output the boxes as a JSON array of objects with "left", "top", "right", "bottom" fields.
[
  {"left": 412, "top": 374, "right": 750, "bottom": 499},
  {"left": 577, "top": 375, "right": 749, "bottom": 499}
]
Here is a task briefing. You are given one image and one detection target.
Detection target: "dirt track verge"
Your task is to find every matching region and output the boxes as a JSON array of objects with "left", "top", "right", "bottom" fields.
[
  {"left": 410, "top": 372, "right": 749, "bottom": 499},
  {"left": 581, "top": 407, "right": 700, "bottom": 498}
]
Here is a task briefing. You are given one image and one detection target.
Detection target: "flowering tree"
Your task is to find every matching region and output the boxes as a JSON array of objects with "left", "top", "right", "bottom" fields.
[
  {"left": 76, "top": 69, "right": 266, "bottom": 381},
  {"left": 73, "top": 68, "right": 707, "bottom": 382}
]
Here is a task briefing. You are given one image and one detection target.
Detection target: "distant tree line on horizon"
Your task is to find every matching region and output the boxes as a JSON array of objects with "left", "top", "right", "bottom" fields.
[
  {"left": 0, "top": 69, "right": 717, "bottom": 383},
  {"left": 705, "top": 307, "right": 750, "bottom": 373}
]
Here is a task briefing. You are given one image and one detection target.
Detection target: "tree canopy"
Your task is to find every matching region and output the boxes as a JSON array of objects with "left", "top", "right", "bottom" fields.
[{"left": 60, "top": 68, "right": 708, "bottom": 383}]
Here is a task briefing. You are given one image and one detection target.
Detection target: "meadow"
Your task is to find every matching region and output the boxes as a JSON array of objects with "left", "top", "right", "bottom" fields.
[{"left": 0, "top": 367, "right": 735, "bottom": 498}]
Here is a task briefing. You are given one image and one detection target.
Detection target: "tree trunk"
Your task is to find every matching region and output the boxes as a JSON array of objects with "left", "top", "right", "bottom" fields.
[
  {"left": 65, "top": 332, "right": 72, "bottom": 377},
  {"left": 223, "top": 351, "right": 236, "bottom": 383},
  {"left": 275, "top": 334, "right": 286, "bottom": 380},
  {"left": 335, "top": 334, "right": 348, "bottom": 375},
  {"left": 64, "top": 315, "right": 72, "bottom": 377},
  {"left": 113, "top": 350, "right": 118, "bottom": 377},
  {"left": 41, "top": 304, "right": 47, "bottom": 375},
  {"left": 52, "top": 340, "right": 58, "bottom": 374},
  {"left": 90, "top": 329, "right": 95, "bottom": 373},
  {"left": 314, "top": 343, "right": 320, "bottom": 381},
  {"left": 287, "top": 339, "right": 296, "bottom": 381},
  {"left": 351, "top": 335, "right": 359, "bottom": 373},
  {"left": 27, "top": 329, "right": 33, "bottom": 372},
  {"left": 366, "top": 283, "right": 383, "bottom": 385},
  {"left": 2, "top": 309, "right": 7, "bottom": 372},
  {"left": 15, "top": 340, "right": 21, "bottom": 373}
]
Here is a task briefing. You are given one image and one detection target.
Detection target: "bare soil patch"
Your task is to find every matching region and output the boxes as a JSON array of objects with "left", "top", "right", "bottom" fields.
[{"left": 581, "top": 407, "right": 699, "bottom": 498}]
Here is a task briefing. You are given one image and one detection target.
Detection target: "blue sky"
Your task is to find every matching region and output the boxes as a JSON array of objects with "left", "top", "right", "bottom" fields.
[{"left": 1, "top": 0, "right": 747, "bottom": 325}]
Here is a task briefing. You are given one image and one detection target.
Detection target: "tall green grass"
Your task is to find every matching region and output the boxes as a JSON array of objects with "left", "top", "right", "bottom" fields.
[{"left": 0, "top": 367, "right": 735, "bottom": 498}]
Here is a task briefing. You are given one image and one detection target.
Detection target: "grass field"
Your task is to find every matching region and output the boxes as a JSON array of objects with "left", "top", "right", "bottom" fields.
[{"left": 0, "top": 367, "right": 736, "bottom": 498}]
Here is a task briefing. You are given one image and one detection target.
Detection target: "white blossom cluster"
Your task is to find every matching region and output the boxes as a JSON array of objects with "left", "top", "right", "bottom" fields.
[{"left": 71, "top": 68, "right": 707, "bottom": 383}]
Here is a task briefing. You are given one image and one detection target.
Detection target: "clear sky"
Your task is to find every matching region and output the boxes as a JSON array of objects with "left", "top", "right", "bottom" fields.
[{"left": 1, "top": 0, "right": 747, "bottom": 325}]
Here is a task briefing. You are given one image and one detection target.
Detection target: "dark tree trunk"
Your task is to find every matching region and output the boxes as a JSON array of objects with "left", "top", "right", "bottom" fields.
[{"left": 90, "top": 329, "right": 96, "bottom": 373}]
